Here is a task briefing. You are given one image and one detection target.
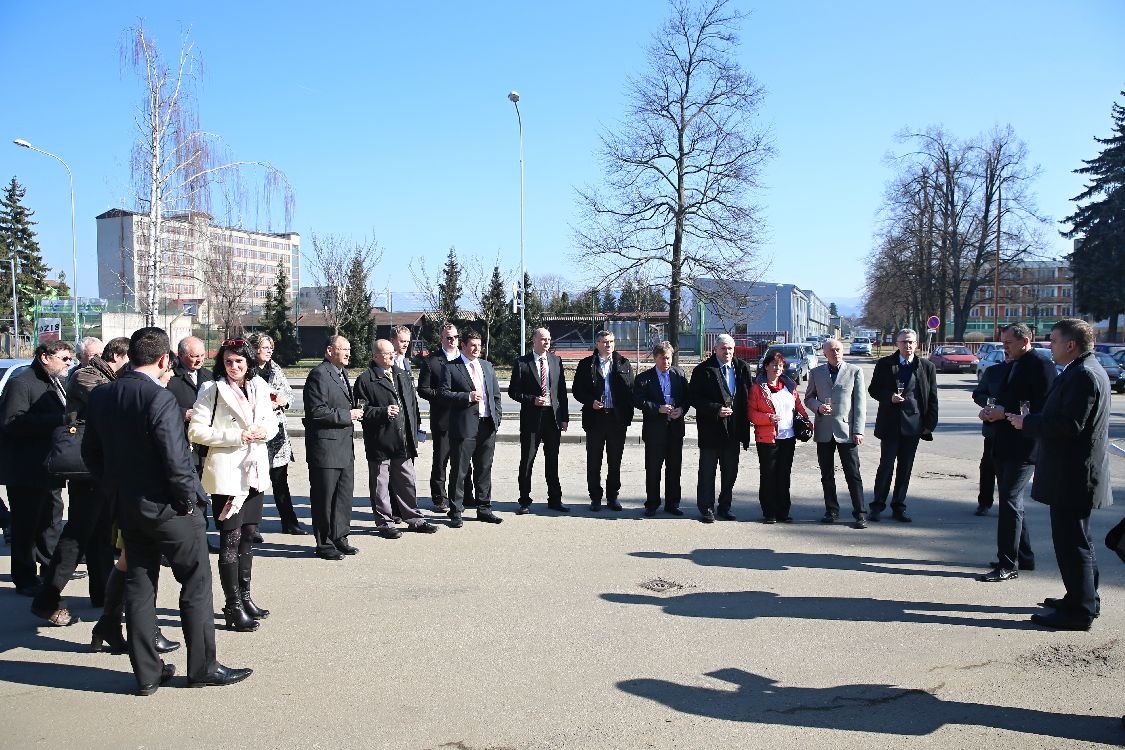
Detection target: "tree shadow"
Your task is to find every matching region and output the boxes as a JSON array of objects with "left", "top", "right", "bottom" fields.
[
  {"left": 602, "top": 589, "right": 1038, "bottom": 630},
  {"left": 631, "top": 548, "right": 977, "bottom": 578},
  {"left": 618, "top": 667, "right": 1121, "bottom": 742}
]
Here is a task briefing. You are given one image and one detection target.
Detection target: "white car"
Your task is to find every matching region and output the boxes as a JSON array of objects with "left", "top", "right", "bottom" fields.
[
  {"left": 849, "top": 337, "right": 872, "bottom": 356},
  {"left": 0, "top": 359, "right": 34, "bottom": 396}
]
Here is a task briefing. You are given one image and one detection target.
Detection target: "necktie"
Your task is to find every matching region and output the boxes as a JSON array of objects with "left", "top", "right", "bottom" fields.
[
  {"left": 539, "top": 356, "right": 548, "bottom": 397},
  {"left": 470, "top": 361, "right": 485, "bottom": 417}
]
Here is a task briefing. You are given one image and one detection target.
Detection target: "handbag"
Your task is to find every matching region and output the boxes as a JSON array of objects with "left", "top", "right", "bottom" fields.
[
  {"left": 793, "top": 410, "right": 813, "bottom": 442},
  {"left": 45, "top": 418, "right": 91, "bottom": 480}
]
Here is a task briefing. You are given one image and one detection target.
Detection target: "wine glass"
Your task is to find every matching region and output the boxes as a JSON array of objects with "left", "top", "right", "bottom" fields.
[
  {"left": 985, "top": 397, "right": 996, "bottom": 408},
  {"left": 1020, "top": 401, "right": 1031, "bottom": 417}
]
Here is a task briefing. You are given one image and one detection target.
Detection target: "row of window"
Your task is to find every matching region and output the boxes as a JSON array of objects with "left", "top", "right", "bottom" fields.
[{"left": 969, "top": 306, "right": 1072, "bottom": 318}]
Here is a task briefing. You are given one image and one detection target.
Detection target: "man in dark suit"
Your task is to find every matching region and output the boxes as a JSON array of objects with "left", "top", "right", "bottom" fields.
[
  {"left": 0, "top": 340, "right": 71, "bottom": 596},
  {"left": 632, "top": 341, "right": 690, "bottom": 517},
  {"left": 508, "top": 327, "right": 570, "bottom": 514},
  {"left": 867, "top": 328, "right": 939, "bottom": 523},
  {"left": 975, "top": 324, "right": 1056, "bottom": 582},
  {"left": 303, "top": 336, "right": 364, "bottom": 560},
  {"left": 165, "top": 336, "right": 217, "bottom": 546},
  {"left": 438, "top": 330, "right": 504, "bottom": 527},
  {"left": 689, "top": 334, "right": 752, "bottom": 523},
  {"left": 971, "top": 357, "right": 1008, "bottom": 519},
  {"left": 83, "top": 327, "right": 250, "bottom": 695},
  {"left": 416, "top": 323, "right": 474, "bottom": 511},
  {"left": 353, "top": 339, "right": 439, "bottom": 538},
  {"left": 573, "top": 330, "right": 635, "bottom": 511},
  {"left": 1009, "top": 318, "right": 1111, "bottom": 630}
]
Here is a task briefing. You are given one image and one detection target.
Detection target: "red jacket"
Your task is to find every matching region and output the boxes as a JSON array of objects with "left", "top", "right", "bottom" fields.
[{"left": 748, "top": 374, "right": 809, "bottom": 444}]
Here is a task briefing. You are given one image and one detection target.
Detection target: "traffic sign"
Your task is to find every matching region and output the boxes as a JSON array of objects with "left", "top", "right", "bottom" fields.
[{"left": 926, "top": 315, "right": 940, "bottom": 329}]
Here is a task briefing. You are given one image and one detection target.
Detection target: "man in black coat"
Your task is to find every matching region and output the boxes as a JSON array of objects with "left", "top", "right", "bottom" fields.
[
  {"left": 975, "top": 324, "right": 1056, "bottom": 582},
  {"left": 867, "top": 328, "right": 939, "bottom": 523},
  {"left": 508, "top": 327, "right": 570, "bottom": 514},
  {"left": 688, "top": 334, "right": 752, "bottom": 523},
  {"left": 303, "top": 336, "right": 364, "bottom": 560},
  {"left": 165, "top": 336, "right": 214, "bottom": 475},
  {"left": 437, "top": 330, "right": 504, "bottom": 526},
  {"left": 573, "top": 330, "right": 635, "bottom": 511},
  {"left": 1009, "top": 318, "right": 1111, "bottom": 630},
  {"left": 632, "top": 341, "right": 690, "bottom": 517},
  {"left": 0, "top": 340, "right": 72, "bottom": 596},
  {"left": 353, "top": 339, "right": 439, "bottom": 538},
  {"left": 83, "top": 327, "right": 250, "bottom": 695},
  {"left": 971, "top": 358, "right": 1007, "bottom": 518},
  {"left": 416, "top": 323, "right": 474, "bottom": 511}
]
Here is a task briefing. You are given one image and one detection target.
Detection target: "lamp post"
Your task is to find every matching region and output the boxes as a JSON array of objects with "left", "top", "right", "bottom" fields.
[
  {"left": 13, "top": 139, "right": 79, "bottom": 344},
  {"left": 774, "top": 283, "right": 784, "bottom": 340},
  {"left": 508, "top": 91, "right": 526, "bottom": 356}
]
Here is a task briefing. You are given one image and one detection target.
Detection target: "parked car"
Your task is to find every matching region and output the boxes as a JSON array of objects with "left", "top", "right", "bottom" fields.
[
  {"left": 1112, "top": 349, "right": 1125, "bottom": 368},
  {"left": 1093, "top": 351, "right": 1125, "bottom": 394},
  {"left": 759, "top": 343, "right": 811, "bottom": 382},
  {"left": 975, "top": 342, "right": 1003, "bottom": 358},
  {"left": 1093, "top": 343, "right": 1125, "bottom": 357},
  {"left": 975, "top": 349, "right": 1006, "bottom": 383},
  {"left": 849, "top": 337, "right": 872, "bottom": 356},
  {"left": 0, "top": 358, "right": 34, "bottom": 396},
  {"left": 928, "top": 345, "right": 979, "bottom": 374}
]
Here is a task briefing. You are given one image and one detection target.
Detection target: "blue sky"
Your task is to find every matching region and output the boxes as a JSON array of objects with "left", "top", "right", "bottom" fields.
[{"left": 2, "top": 1, "right": 1123, "bottom": 315}]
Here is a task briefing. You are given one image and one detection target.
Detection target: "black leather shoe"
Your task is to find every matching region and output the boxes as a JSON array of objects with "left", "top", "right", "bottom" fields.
[
  {"left": 974, "top": 506, "right": 990, "bottom": 516},
  {"left": 761, "top": 517, "right": 776, "bottom": 525},
  {"left": 643, "top": 508, "right": 658, "bottom": 517},
  {"left": 316, "top": 548, "right": 344, "bottom": 561},
  {"left": 155, "top": 630, "right": 181, "bottom": 654},
  {"left": 820, "top": 512, "right": 838, "bottom": 524},
  {"left": 779, "top": 516, "right": 794, "bottom": 523},
  {"left": 978, "top": 567, "right": 1018, "bottom": 582},
  {"left": 448, "top": 515, "right": 464, "bottom": 529},
  {"left": 282, "top": 524, "right": 309, "bottom": 536},
  {"left": 334, "top": 540, "right": 359, "bottom": 555},
  {"left": 516, "top": 505, "right": 531, "bottom": 515},
  {"left": 700, "top": 510, "right": 715, "bottom": 524},
  {"left": 891, "top": 512, "right": 912, "bottom": 523},
  {"left": 990, "top": 559, "right": 1035, "bottom": 571},
  {"left": 664, "top": 507, "right": 684, "bottom": 516},
  {"left": 717, "top": 510, "right": 736, "bottom": 521},
  {"left": 589, "top": 500, "right": 602, "bottom": 512},
  {"left": 377, "top": 527, "right": 402, "bottom": 540},
  {"left": 187, "top": 664, "right": 253, "bottom": 688},
  {"left": 433, "top": 502, "right": 449, "bottom": 513},
  {"left": 137, "top": 662, "right": 175, "bottom": 697},
  {"left": 1030, "top": 611, "right": 1092, "bottom": 631},
  {"left": 409, "top": 522, "right": 439, "bottom": 534},
  {"left": 547, "top": 503, "right": 571, "bottom": 513},
  {"left": 477, "top": 511, "right": 503, "bottom": 524},
  {"left": 1041, "top": 597, "right": 1100, "bottom": 618},
  {"left": 867, "top": 510, "right": 882, "bottom": 522},
  {"left": 607, "top": 500, "right": 624, "bottom": 511},
  {"left": 852, "top": 517, "right": 868, "bottom": 529},
  {"left": 70, "top": 570, "right": 88, "bottom": 581}
]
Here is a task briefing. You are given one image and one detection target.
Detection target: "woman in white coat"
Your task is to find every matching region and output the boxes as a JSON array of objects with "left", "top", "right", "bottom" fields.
[{"left": 189, "top": 338, "right": 278, "bottom": 632}]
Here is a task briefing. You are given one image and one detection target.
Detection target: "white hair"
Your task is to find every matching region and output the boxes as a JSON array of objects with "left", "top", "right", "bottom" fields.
[{"left": 715, "top": 334, "right": 735, "bottom": 348}]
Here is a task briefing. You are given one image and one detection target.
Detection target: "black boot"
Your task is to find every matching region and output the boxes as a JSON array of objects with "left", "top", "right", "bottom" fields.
[
  {"left": 90, "top": 567, "right": 127, "bottom": 654},
  {"left": 155, "top": 629, "right": 181, "bottom": 653},
  {"left": 218, "top": 561, "right": 258, "bottom": 632},
  {"left": 237, "top": 552, "right": 269, "bottom": 619}
]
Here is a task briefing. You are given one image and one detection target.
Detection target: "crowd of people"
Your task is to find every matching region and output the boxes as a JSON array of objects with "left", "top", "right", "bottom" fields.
[{"left": 0, "top": 316, "right": 1113, "bottom": 695}]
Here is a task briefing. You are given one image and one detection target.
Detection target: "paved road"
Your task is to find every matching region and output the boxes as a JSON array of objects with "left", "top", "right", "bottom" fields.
[{"left": 3, "top": 362, "right": 1125, "bottom": 748}]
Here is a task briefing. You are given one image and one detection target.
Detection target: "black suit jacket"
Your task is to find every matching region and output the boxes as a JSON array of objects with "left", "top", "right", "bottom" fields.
[
  {"left": 0, "top": 360, "right": 66, "bottom": 487},
  {"left": 302, "top": 360, "right": 356, "bottom": 469},
  {"left": 1023, "top": 351, "right": 1112, "bottom": 511},
  {"left": 353, "top": 363, "right": 420, "bottom": 462},
  {"left": 508, "top": 351, "right": 569, "bottom": 433},
  {"left": 689, "top": 354, "right": 752, "bottom": 450},
  {"left": 417, "top": 350, "right": 456, "bottom": 431},
  {"left": 438, "top": 356, "right": 503, "bottom": 439},
  {"left": 82, "top": 370, "right": 204, "bottom": 530},
  {"left": 869, "top": 354, "right": 939, "bottom": 440},
  {"left": 975, "top": 351, "right": 1056, "bottom": 461},
  {"left": 632, "top": 365, "right": 690, "bottom": 444},
  {"left": 166, "top": 364, "right": 214, "bottom": 467},
  {"left": 971, "top": 361, "right": 1010, "bottom": 440},
  {"left": 572, "top": 351, "right": 635, "bottom": 429}
]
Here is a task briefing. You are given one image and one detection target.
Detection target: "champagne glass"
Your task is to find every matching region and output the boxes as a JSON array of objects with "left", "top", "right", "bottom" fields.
[
  {"left": 895, "top": 382, "right": 905, "bottom": 397},
  {"left": 822, "top": 396, "right": 832, "bottom": 414},
  {"left": 985, "top": 397, "right": 996, "bottom": 408},
  {"left": 1020, "top": 401, "right": 1031, "bottom": 417}
]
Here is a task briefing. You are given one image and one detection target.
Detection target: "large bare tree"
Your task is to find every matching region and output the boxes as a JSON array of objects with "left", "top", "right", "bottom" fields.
[
  {"left": 574, "top": 0, "right": 772, "bottom": 361},
  {"left": 306, "top": 232, "right": 381, "bottom": 334}
]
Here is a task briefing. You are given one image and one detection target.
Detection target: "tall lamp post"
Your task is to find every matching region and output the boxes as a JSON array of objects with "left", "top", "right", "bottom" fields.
[
  {"left": 13, "top": 139, "right": 79, "bottom": 344},
  {"left": 774, "top": 283, "right": 784, "bottom": 340},
  {"left": 508, "top": 91, "right": 526, "bottom": 356}
]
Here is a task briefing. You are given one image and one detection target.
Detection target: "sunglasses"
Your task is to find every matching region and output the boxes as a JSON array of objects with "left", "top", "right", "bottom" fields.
[
  {"left": 223, "top": 338, "right": 247, "bottom": 347},
  {"left": 53, "top": 353, "right": 73, "bottom": 363},
  {"left": 444, "top": 335, "right": 459, "bottom": 342}
]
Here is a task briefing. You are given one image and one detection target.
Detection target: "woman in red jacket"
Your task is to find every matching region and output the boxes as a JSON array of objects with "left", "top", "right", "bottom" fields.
[{"left": 749, "top": 352, "right": 811, "bottom": 523}]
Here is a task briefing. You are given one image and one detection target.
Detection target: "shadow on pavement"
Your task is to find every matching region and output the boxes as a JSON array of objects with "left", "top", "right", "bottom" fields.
[
  {"left": 0, "top": 659, "right": 128, "bottom": 694},
  {"left": 632, "top": 548, "right": 978, "bottom": 578}
]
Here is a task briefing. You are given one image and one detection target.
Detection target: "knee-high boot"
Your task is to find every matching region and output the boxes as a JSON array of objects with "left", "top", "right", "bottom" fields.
[
  {"left": 219, "top": 561, "right": 259, "bottom": 632},
  {"left": 150, "top": 577, "right": 182, "bottom": 653},
  {"left": 90, "top": 567, "right": 127, "bottom": 654},
  {"left": 238, "top": 552, "right": 269, "bottom": 619}
]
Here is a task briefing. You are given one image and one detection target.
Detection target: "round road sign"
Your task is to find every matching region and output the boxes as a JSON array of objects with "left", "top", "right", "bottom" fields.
[{"left": 926, "top": 315, "right": 940, "bottom": 329}]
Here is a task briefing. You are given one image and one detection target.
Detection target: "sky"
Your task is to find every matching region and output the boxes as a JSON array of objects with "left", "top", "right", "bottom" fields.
[{"left": 2, "top": 1, "right": 1123, "bottom": 317}]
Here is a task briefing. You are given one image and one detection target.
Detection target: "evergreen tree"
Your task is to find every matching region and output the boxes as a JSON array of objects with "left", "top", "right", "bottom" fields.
[
  {"left": 829, "top": 302, "right": 839, "bottom": 316},
  {"left": 618, "top": 278, "right": 638, "bottom": 312},
  {"left": 437, "top": 246, "right": 462, "bottom": 323},
  {"left": 600, "top": 287, "right": 617, "bottom": 313},
  {"left": 0, "top": 177, "right": 53, "bottom": 332},
  {"left": 478, "top": 265, "right": 511, "bottom": 361},
  {"left": 338, "top": 256, "right": 374, "bottom": 365},
  {"left": 1063, "top": 91, "right": 1125, "bottom": 339},
  {"left": 522, "top": 272, "right": 545, "bottom": 332},
  {"left": 258, "top": 264, "right": 302, "bottom": 365}
]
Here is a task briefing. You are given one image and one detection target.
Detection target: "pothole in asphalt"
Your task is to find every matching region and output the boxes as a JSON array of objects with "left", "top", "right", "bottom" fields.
[
  {"left": 1016, "top": 639, "right": 1121, "bottom": 677},
  {"left": 919, "top": 470, "right": 968, "bottom": 480},
  {"left": 639, "top": 578, "right": 685, "bottom": 593}
]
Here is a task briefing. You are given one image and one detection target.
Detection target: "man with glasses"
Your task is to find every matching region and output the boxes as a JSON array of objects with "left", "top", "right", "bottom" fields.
[
  {"left": 417, "top": 324, "right": 474, "bottom": 512},
  {"left": 867, "top": 328, "right": 938, "bottom": 523},
  {"left": 0, "top": 340, "right": 74, "bottom": 596}
]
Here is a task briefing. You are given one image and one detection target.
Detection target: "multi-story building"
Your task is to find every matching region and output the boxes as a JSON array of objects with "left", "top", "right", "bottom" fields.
[
  {"left": 964, "top": 260, "right": 1073, "bottom": 339},
  {"left": 801, "top": 289, "right": 831, "bottom": 339},
  {"left": 694, "top": 279, "right": 813, "bottom": 344},
  {"left": 96, "top": 209, "right": 300, "bottom": 316}
]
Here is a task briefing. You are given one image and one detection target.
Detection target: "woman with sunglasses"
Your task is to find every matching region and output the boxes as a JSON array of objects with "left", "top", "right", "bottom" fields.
[
  {"left": 248, "top": 333, "right": 305, "bottom": 536},
  {"left": 749, "top": 351, "right": 811, "bottom": 524},
  {"left": 189, "top": 338, "right": 277, "bottom": 632}
]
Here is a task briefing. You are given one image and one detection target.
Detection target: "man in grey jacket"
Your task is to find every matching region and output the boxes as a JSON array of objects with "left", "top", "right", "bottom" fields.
[{"left": 804, "top": 339, "right": 868, "bottom": 529}]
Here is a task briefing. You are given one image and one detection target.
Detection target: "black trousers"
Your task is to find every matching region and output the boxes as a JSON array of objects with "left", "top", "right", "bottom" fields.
[
  {"left": 584, "top": 410, "right": 627, "bottom": 502},
  {"left": 697, "top": 444, "right": 740, "bottom": 514},
  {"left": 994, "top": 458, "right": 1035, "bottom": 570},
  {"left": 268, "top": 464, "right": 300, "bottom": 529},
  {"left": 6, "top": 484, "right": 63, "bottom": 590},
  {"left": 816, "top": 440, "right": 866, "bottom": 519},
  {"left": 121, "top": 508, "right": 217, "bottom": 687},
  {"left": 309, "top": 464, "right": 354, "bottom": 554},
  {"left": 429, "top": 424, "right": 475, "bottom": 505},
  {"left": 517, "top": 417, "right": 562, "bottom": 505},
  {"left": 644, "top": 436, "right": 683, "bottom": 510},
  {"left": 33, "top": 478, "right": 115, "bottom": 609},
  {"left": 1048, "top": 502, "right": 1099, "bottom": 623},
  {"left": 977, "top": 436, "right": 996, "bottom": 509},
  {"left": 871, "top": 435, "right": 921, "bottom": 512},
  {"left": 449, "top": 418, "right": 497, "bottom": 514},
  {"left": 757, "top": 438, "right": 796, "bottom": 520}
]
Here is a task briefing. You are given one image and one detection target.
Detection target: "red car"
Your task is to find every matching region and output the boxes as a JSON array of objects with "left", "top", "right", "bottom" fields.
[{"left": 928, "top": 345, "right": 979, "bottom": 374}]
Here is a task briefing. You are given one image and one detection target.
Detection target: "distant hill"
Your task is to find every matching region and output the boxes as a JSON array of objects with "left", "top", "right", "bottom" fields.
[{"left": 830, "top": 297, "right": 864, "bottom": 318}]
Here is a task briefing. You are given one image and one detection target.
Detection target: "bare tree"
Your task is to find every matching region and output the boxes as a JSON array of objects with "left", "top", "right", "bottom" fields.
[
  {"left": 306, "top": 232, "right": 381, "bottom": 334},
  {"left": 575, "top": 0, "right": 773, "bottom": 361},
  {"left": 408, "top": 256, "right": 443, "bottom": 316},
  {"left": 123, "top": 22, "right": 292, "bottom": 325}
]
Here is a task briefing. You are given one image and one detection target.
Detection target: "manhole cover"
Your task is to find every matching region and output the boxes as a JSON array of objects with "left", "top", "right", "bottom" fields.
[{"left": 639, "top": 578, "right": 684, "bottom": 593}]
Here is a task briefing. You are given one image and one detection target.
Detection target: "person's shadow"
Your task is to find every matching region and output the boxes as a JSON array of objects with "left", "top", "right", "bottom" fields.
[
  {"left": 632, "top": 548, "right": 975, "bottom": 578},
  {"left": 602, "top": 590, "right": 1037, "bottom": 630},
  {"left": 619, "top": 667, "right": 1121, "bottom": 742}
]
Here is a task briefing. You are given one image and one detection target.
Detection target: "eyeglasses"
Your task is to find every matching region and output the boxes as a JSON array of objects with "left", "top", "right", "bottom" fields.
[
  {"left": 223, "top": 338, "right": 246, "bottom": 347},
  {"left": 444, "top": 336, "right": 459, "bottom": 342},
  {"left": 52, "top": 353, "right": 73, "bottom": 363}
]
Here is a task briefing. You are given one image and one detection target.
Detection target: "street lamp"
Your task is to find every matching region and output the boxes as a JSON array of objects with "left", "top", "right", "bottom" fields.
[
  {"left": 507, "top": 91, "right": 526, "bottom": 356},
  {"left": 774, "top": 283, "right": 784, "bottom": 340},
  {"left": 13, "top": 139, "right": 79, "bottom": 344}
]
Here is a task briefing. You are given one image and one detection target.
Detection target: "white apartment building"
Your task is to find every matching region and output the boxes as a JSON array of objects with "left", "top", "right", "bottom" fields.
[{"left": 96, "top": 209, "right": 300, "bottom": 315}]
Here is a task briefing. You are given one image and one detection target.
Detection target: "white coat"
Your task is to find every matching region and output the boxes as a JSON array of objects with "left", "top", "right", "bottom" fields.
[{"left": 188, "top": 375, "right": 278, "bottom": 501}]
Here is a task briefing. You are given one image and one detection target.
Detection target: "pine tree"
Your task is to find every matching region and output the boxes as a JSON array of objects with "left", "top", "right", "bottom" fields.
[
  {"left": 600, "top": 287, "right": 617, "bottom": 313},
  {"left": 338, "top": 256, "right": 374, "bottom": 364},
  {"left": 479, "top": 265, "right": 512, "bottom": 361},
  {"left": 258, "top": 264, "right": 302, "bottom": 365},
  {"left": 0, "top": 177, "right": 53, "bottom": 333},
  {"left": 618, "top": 278, "right": 638, "bottom": 313},
  {"left": 1063, "top": 91, "right": 1125, "bottom": 339},
  {"left": 437, "top": 247, "right": 462, "bottom": 323}
]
